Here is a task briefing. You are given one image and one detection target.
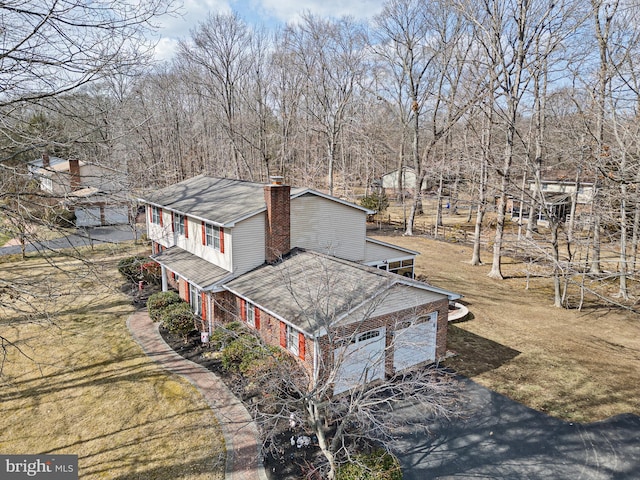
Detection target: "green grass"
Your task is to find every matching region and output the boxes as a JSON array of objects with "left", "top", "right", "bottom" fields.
[{"left": 0, "top": 244, "right": 225, "bottom": 479}]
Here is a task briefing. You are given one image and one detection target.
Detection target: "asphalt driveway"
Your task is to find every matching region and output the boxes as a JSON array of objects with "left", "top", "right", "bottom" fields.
[
  {"left": 0, "top": 225, "right": 140, "bottom": 255},
  {"left": 392, "top": 377, "right": 640, "bottom": 479}
]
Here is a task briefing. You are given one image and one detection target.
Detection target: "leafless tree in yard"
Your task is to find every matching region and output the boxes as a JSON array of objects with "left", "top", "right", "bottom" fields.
[
  {"left": 374, "top": 0, "right": 480, "bottom": 236},
  {"left": 0, "top": 0, "right": 175, "bottom": 371}
]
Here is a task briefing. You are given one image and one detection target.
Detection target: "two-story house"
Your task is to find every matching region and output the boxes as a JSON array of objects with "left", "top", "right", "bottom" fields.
[
  {"left": 140, "top": 175, "right": 460, "bottom": 394},
  {"left": 29, "top": 153, "right": 131, "bottom": 227}
]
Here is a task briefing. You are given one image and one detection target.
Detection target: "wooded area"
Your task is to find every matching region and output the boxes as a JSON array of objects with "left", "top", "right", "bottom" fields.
[{"left": 1, "top": 0, "right": 640, "bottom": 310}]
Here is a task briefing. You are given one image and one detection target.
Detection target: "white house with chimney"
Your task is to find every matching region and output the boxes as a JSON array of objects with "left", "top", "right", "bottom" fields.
[
  {"left": 139, "top": 175, "right": 460, "bottom": 394},
  {"left": 29, "top": 153, "right": 131, "bottom": 226}
]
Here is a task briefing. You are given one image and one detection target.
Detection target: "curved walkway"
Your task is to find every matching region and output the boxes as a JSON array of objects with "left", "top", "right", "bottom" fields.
[{"left": 127, "top": 310, "right": 268, "bottom": 480}]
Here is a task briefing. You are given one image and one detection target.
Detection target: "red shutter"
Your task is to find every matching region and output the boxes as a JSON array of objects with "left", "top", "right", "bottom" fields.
[
  {"left": 240, "top": 299, "right": 246, "bottom": 321},
  {"left": 184, "top": 282, "right": 190, "bottom": 303},
  {"left": 254, "top": 308, "right": 261, "bottom": 330},
  {"left": 184, "top": 217, "right": 189, "bottom": 238},
  {"left": 279, "top": 322, "right": 287, "bottom": 347},
  {"left": 171, "top": 212, "right": 175, "bottom": 232},
  {"left": 201, "top": 292, "right": 207, "bottom": 320},
  {"left": 158, "top": 208, "right": 163, "bottom": 227},
  {"left": 298, "top": 333, "right": 306, "bottom": 360},
  {"left": 148, "top": 205, "right": 152, "bottom": 223},
  {"left": 219, "top": 227, "right": 225, "bottom": 253},
  {"left": 202, "top": 221, "right": 206, "bottom": 245}
]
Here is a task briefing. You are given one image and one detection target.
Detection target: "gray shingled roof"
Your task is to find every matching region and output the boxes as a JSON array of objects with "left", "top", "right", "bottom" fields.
[
  {"left": 139, "top": 175, "right": 308, "bottom": 227},
  {"left": 138, "top": 175, "right": 372, "bottom": 226},
  {"left": 224, "top": 249, "right": 456, "bottom": 334},
  {"left": 152, "top": 246, "right": 232, "bottom": 290}
]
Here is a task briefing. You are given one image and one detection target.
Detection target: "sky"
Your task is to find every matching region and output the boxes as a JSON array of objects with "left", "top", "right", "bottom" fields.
[{"left": 153, "top": 0, "right": 386, "bottom": 60}]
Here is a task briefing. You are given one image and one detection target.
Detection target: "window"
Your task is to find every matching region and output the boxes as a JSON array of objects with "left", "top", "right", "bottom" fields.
[
  {"left": 41, "top": 177, "right": 53, "bottom": 192},
  {"left": 382, "top": 258, "right": 415, "bottom": 278},
  {"left": 357, "top": 330, "right": 381, "bottom": 342},
  {"left": 189, "top": 284, "right": 202, "bottom": 316},
  {"left": 246, "top": 302, "right": 255, "bottom": 327},
  {"left": 287, "top": 324, "right": 299, "bottom": 356},
  {"left": 151, "top": 206, "right": 161, "bottom": 225},
  {"left": 173, "top": 213, "right": 186, "bottom": 236},
  {"left": 205, "top": 223, "right": 221, "bottom": 250}
]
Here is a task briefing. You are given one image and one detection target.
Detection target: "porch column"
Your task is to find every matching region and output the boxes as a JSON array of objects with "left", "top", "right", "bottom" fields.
[{"left": 160, "top": 264, "right": 168, "bottom": 292}]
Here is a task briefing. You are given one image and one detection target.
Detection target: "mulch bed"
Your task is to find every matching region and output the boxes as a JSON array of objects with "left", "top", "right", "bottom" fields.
[{"left": 158, "top": 326, "right": 324, "bottom": 480}]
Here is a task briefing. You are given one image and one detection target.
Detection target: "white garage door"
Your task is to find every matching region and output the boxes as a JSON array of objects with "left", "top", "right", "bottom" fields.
[
  {"left": 75, "top": 207, "right": 101, "bottom": 227},
  {"left": 333, "top": 327, "right": 386, "bottom": 395},
  {"left": 393, "top": 313, "right": 437, "bottom": 372},
  {"left": 103, "top": 206, "right": 129, "bottom": 225}
]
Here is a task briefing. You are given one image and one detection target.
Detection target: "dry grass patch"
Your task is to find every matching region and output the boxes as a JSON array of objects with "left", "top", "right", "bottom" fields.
[
  {"left": 371, "top": 234, "right": 640, "bottom": 423},
  {"left": 0, "top": 246, "right": 225, "bottom": 479}
]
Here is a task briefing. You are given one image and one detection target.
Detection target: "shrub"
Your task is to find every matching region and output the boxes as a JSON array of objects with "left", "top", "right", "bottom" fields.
[
  {"left": 160, "top": 302, "right": 195, "bottom": 340},
  {"left": 45, "top": 207, "right": 75, "bottom": 227},
  {"left": 140, "top": 261, "right": 162, "bottom": 285},
  {"left": 118, "top": 255, "right": 148, "bottom": 283},
  {"left": 147, "top": 291, "right": 182, "bottom": 322},
  {"left": 221, "top": 334, "right": 265, "bottom": 373},
  {"left": 210, "top": 321, "right": 243, "bottom": 350},
  {"left": 360, "top": 191, "right": 389, "bottom": 214},
  {"left": 337, "top": 450, "right": 402, "bottom": 480}
]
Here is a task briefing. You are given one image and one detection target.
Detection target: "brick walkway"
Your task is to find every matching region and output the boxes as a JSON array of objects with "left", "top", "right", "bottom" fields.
[{"left": 127, "top": 310, "right": 268, "bottom": 480}]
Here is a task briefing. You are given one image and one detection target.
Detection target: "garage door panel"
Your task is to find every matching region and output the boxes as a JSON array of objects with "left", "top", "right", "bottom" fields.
[
  {"left": 333, "top": 327, "right": 385, "bottom": 395},
  {"left": 75, "top": 207, "right": 101, "bottom": 227},
  {"left": 393, "top": 316, "right": 437, "bottom": 372},
  {"left": 103, "top": 206, "right": 129, "bottom": 225}
]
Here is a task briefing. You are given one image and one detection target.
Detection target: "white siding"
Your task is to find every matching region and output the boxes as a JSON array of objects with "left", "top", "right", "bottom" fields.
[
  {"left": 232, "top": 213, "right": 266, "bottom": 275},
  {"left": 147, "top": 208, "right": 233, "bottom": 272},
  {"left": 189, "top": 220, "right": 232, "bottom": 271},
  {"left": 364, "top": 239, "right": 415, "bottom": 264},
  {"left": 291, "top": 195, "right": 365, "bottom": 262}
]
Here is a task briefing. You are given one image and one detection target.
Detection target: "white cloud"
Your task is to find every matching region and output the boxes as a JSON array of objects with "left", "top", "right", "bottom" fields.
[
  {"left": 258, "top": 0, "right": 385, "bottom": 23},
  {"left": 154, "top": 0, "right": 232, "bottom": 60},
  {"left": 151, "top": 0, "right": 385, "bottom": 60}
]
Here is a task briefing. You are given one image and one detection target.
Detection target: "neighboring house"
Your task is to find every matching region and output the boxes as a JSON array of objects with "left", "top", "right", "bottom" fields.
[
  {"left": 510, "top": 179, "right": 595, "bottom": 226},
  {"left": 29, "top": 153, "right": 131, "bottom": 227},
  {"left": 380, "top": 166, "right": 428, "bottom": 194},
  {"left": 140, "top": 175, "right": 461, "bottom": 395}
]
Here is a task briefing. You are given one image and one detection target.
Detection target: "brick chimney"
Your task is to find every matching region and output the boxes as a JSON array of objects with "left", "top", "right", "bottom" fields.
[
  {"left": 68, "top": 158, "right": 81, "bottom": 191},
  {"left": 264, "top": 176, "right": 291, "bottom": 263},
  {"left": 42, "top": 152, "right": 50, "bottom": 169}
]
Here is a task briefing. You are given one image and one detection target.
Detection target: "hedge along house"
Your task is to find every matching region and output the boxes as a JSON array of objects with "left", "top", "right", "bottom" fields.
[{"left": 139, "top": 175, "right": 460, "bottom": 394}]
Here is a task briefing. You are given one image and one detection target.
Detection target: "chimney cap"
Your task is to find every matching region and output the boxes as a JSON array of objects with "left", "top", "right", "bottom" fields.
[{"left": 270, "top": 175, "right": 285, "bottom": 185}]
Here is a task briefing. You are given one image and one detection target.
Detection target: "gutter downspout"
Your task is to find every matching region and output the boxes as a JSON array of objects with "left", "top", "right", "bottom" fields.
[{"left": 313, "top": 335, "right": 320, "bottom": 385}]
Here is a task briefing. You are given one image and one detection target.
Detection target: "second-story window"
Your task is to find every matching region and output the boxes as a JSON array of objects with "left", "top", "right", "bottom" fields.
[
  {"left": 173, "top": 213, "right": 186, "bottom": 236},
  {"left": 151, "top": 206, "right": 161, "bottom": 225},
  {"left": 208, "top": 223, "right": 224, "bottom": 253}
]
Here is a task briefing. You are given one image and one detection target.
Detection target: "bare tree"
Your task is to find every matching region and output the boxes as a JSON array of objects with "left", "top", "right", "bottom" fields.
[
  {"left": 282, "top": 14, "right": 368, "bottom": 194},
  {"left": 0, "top": 0, "right": 175, "bottom": 369},
  {"left": 235, "top": 254, "right": 462, "bottom": 480},
  {"left": 374, "top": 0, "right": 479, "bottom": 235}
]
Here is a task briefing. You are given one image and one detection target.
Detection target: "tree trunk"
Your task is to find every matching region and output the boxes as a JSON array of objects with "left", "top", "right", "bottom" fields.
[{"left": 551, "top": 220, "right": 562, "bottom": 307}]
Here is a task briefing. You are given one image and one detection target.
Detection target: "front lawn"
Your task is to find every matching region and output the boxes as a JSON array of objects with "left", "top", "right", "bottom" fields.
[{"left": 0, "top": 245, "right": 225, "bottom": 479}]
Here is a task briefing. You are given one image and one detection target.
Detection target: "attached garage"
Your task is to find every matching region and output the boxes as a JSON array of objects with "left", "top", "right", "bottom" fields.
[
  {"left": 333, "top": 327, "right": 386, "bottom": 395},
  {"left": 393, "top": 313, "right": 437, "bottom": 372}
]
